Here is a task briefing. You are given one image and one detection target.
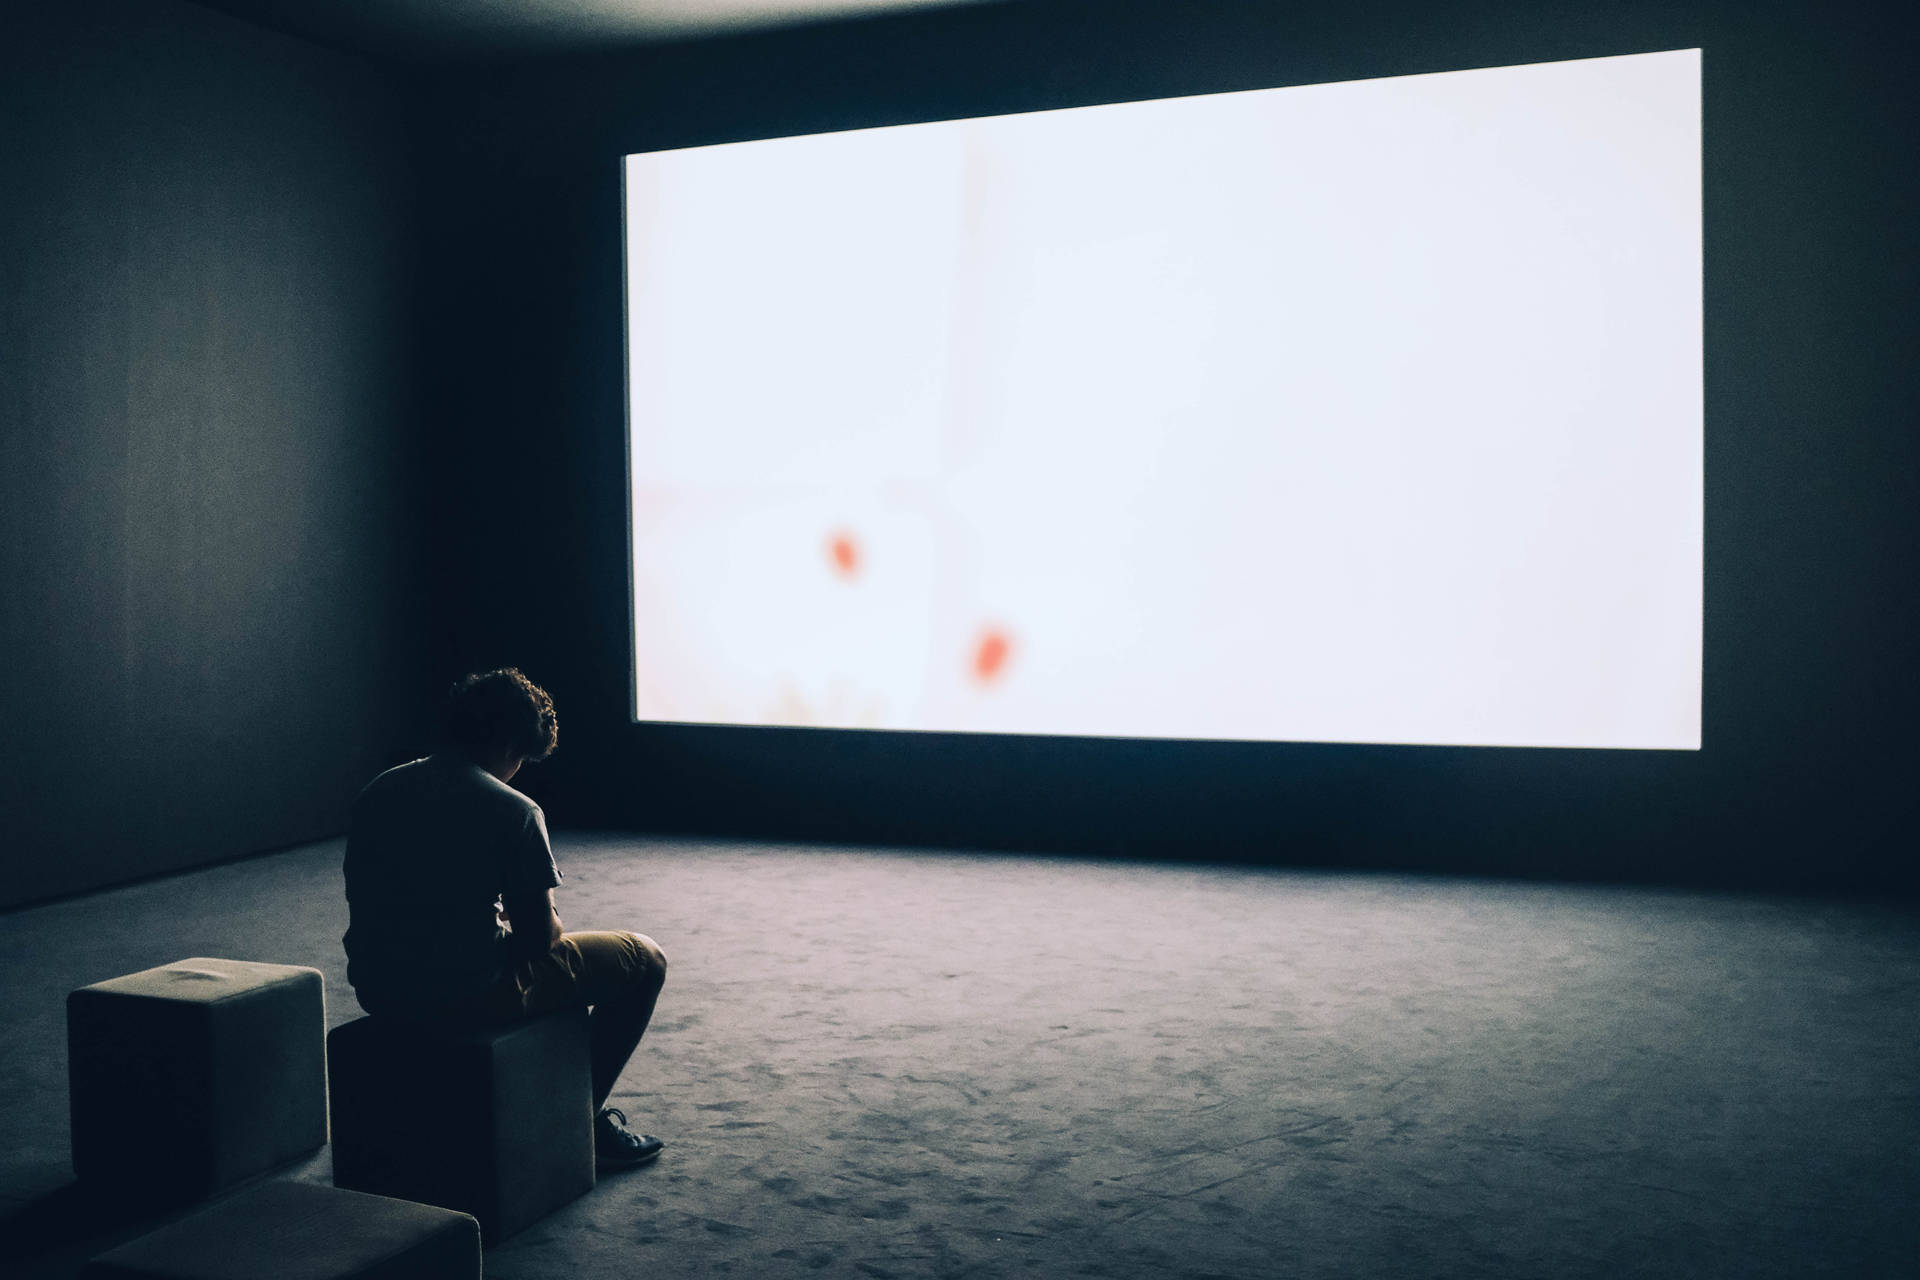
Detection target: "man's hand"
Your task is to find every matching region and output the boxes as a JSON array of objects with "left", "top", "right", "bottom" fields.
[{"left": 501, "top": 888, "right": 564, "bottom": 963}]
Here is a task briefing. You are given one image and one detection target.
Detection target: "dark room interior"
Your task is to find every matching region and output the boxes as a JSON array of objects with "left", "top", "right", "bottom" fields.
[{"left": 2, "top": 0, "right": 1916, "bottom": 1276}]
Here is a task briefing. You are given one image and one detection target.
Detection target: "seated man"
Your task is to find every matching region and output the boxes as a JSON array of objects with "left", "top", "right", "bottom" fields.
[{"left": 342, "top": 667, "right": 667, "bottom": 1168}]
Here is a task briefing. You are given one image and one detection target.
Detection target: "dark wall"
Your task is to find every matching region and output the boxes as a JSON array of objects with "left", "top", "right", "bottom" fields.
[
  {"left": 417, "top": 0, "right": 1917, "bottom": 893},
  {"left": 0, "top": 0, "right": 429, "bottom": 908}
]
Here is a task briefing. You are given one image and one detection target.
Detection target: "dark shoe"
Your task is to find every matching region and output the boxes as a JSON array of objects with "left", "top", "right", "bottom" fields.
[{"left": 596, "top": 1107, "right": 664, "bottom": 1169}]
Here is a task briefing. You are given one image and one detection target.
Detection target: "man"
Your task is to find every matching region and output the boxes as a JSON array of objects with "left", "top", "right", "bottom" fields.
[{"left": 342, "top": 668, "right": 667, "bottom": 1168}]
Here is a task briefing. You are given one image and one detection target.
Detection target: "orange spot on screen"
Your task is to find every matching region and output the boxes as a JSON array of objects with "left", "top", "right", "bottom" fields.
[
  {"left": 827, "top": 530, "right": 860, "bottom": 580},
  {"left": 972, "top": 627, "right": 1012, "bottom": 683}
]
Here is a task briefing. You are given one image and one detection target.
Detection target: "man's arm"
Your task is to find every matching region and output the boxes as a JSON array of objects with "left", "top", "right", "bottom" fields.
[{"left": 500, "top": 888, "right": 564, "bottom": 962}]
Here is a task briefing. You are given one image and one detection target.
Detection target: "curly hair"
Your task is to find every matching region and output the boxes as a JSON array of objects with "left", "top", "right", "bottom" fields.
[{"left": 442, "top": 668, "right": 558, "bottom": 764}]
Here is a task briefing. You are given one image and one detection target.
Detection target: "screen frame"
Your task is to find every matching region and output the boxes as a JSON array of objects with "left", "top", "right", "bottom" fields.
[{"left": 619, "top": 48, "right": 1706, "bottom": 753}]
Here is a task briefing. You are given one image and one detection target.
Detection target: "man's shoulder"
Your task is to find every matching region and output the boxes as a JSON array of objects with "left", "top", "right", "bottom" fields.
[
  {"left": 356, "top": 754, "right": 541, "bottom": 820},
  {"left": 475, "top": 767, "right": 545, "bottom": 825},
  {"left": 353, "top": 758, "right": 427, "bottom": 811},
  {"left": 358, "top": 756, "right": 429, "bottom": 792}
]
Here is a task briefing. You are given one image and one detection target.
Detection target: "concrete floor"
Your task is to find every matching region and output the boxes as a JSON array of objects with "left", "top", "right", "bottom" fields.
[{"left": 2, "top": 834, "right": 1917, "bottom": 1278}]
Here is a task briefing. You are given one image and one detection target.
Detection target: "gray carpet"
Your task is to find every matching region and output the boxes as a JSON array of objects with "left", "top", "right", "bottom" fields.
[{"left": 2, "top": 834, "right": 1917, "bottom": 1277}]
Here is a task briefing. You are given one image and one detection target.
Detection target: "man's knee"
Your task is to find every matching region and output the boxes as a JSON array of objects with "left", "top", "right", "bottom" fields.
[{"left": 621, "top": 931, "right": 667, "bottom": 989}]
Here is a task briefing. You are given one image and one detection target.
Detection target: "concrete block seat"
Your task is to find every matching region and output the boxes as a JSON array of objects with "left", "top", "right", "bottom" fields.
[
  {"left": 81, "top": 1179, "right": 479, "bottom": 1279},
  {"left": 68, "top": 957, "right": 327, "bottom": 1201},
  {"left": 328, "top": 1007, "right": 594, "bottom": 1243}
]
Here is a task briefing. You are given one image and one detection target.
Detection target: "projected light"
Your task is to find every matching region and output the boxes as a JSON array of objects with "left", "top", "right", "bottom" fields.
[{"left": 624, "top": 49, "right": 1702, "bottom": 749}]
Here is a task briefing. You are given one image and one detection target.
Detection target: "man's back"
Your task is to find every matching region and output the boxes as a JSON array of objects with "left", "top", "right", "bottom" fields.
[{"left": 342, "top": 754, "right": 560, "bottom": 1017}]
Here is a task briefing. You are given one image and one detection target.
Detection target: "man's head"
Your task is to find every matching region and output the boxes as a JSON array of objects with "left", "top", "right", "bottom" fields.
[{"left": 443, "top": 668, "right": 558, "bottom": 778}]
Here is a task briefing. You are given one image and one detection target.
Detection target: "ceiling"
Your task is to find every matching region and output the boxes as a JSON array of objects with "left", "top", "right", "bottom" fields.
[{"left": 191, "top": 0, "right": 1011, "bottom": 63}]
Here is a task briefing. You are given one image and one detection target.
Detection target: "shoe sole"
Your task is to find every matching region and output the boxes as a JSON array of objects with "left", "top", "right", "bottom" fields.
[{"left": 597, "top": 1147, "right": 663, "bottom": 1171}]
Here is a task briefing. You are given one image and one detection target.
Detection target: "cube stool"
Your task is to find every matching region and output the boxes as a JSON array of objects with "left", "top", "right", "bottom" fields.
[
  {"left": 69, "top": 957, "right": 327, "bottom": 1201},
  {"left": 81, "top": 1179, "right": 479, "bottom": 1280},
  {"left": 328, "top": 1008, "right": 594, "bottom": 1243}
]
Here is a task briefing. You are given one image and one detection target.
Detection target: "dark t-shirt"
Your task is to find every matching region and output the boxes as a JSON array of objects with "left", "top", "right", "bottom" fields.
[{"left": 342, "top": 754, "right": 561, "bottom": 1017}]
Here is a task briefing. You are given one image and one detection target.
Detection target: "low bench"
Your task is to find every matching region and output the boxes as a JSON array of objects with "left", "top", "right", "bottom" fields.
[
  {"left": 81, "top": 1179, "right": 479, "bottom": 1279},
  {"left": 68, "top": 958, "right": 328, "bottom": 1201}
]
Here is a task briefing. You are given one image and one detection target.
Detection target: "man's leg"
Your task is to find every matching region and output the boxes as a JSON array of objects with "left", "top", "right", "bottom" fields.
[
  {"left": 568, "top": 932, "right": 667, "bottom": 1111},
  {"left": 507, "top": 930, "right": 668, "bottom": 1110}
]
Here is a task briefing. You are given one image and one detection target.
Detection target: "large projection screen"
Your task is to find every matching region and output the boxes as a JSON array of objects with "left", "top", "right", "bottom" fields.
[{"left": 624, "top": 49, "right": 1702, "bottom": 750}]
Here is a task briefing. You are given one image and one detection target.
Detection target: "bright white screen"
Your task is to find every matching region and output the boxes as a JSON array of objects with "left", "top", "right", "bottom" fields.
[{"left": 625, "top": 49, "right": 1702, "bottom": 749}]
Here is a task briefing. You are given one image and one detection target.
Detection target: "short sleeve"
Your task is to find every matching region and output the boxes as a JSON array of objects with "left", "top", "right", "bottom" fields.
[{"left": 499, "top": 804, "right": 562, "bottom": 895}]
